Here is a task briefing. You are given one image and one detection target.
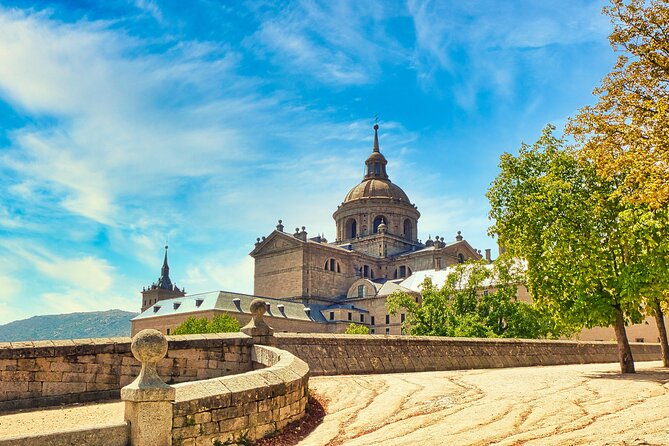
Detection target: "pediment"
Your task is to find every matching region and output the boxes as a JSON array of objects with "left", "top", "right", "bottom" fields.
[
  {"left": 249, "top": 231, "right": 304, "bottom": 256},
  {"left": 443, "top": 240, "right": 483, "bottom": 260}
]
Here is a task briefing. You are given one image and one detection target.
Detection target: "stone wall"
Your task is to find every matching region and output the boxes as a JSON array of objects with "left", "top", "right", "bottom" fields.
[
  {"left": 171, "top": 344, "right": 309, "bottom": 446},
  {"left": 273, "top": 333, "right": 662, "bottom": 376},
  {"left": 0, "top": 333, "right": 253, "bottom": 412}
]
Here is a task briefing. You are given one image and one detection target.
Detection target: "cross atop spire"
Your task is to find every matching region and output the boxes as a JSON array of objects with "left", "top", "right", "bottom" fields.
[{"left": 373, "top": 123, "right": 380, "bottom": 152}]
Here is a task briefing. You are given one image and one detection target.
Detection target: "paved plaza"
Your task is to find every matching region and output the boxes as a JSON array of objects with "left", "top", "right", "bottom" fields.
[{"left": 1, "top": 361, "right": 668, "bottom": 445}]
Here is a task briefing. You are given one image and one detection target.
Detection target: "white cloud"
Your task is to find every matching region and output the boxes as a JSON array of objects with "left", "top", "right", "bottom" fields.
[
  {"left": 250, "top": 0, "right": 405, "bottom": 85},
  {"left": 185, "top": 255, "right": 254, "bottom": 295},
  {"left": 10, "top": 245, "right": 114, "bottom": 293},
  {"left": 407, "top": 0, "right": 612, "bottom": 106}
]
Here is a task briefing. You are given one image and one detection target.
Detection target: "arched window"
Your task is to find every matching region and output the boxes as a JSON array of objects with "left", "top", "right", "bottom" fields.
[
  {"left": 325, "top": 258, "right": 340, "bottom": 272},
  {"left": 373, "top": 216, "right": 386, "bottom": 233},
  {"left": 346, "top": 218, "right": 357, "bottom": 239},
  {"left": 458, "top": 253, "right": 465, "bottom": 264},
  {"left": 395, "top": 266, "right": 412, "bottom": 279},
  {"left": 403, "top": 219, "right": 413, "bottom": 240}
]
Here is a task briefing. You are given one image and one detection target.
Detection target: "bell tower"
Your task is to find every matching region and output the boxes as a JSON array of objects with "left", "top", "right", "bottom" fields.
[{"left": 140, "top": 245, "right": 185, "bottom": 312}]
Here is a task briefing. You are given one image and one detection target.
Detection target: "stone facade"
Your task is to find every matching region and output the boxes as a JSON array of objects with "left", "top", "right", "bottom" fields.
[{"left": 250, "top": 124, "right": 483, "bottom": 320}]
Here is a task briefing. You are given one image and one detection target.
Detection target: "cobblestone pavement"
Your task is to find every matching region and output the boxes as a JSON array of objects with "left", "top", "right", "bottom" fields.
[
  {"left": 300, "top": 361, "right": 669, "bottom": 446},
  {"left": 1, "top": 361, "right": 668, "bottom": 445}
]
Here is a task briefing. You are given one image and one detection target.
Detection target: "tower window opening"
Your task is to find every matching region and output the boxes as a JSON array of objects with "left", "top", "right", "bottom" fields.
[
  {"left": 363, "top": 265, "right": 370, "bottom": 278},
  {"left": 347, "top": 219, "right": 357, "bottom": 238},
  {"left": 373, "top": 216, "right": 386, "bottom": 233},
  {"left": 403, "top": 219, "right": 413, "bottom": 240},
  {"left": 374, "top": 163, "right": 380, "bottom": 174}
]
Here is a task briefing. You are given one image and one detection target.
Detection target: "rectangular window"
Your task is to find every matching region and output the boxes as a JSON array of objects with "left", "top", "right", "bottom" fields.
[
  {"left": 357, "top": 284, "right": 364, "bottom": 298},
  {"left": 370, "top": 328, "right": 375, "bottom": 334},
  {"left": 435, "top": 257, "right": 442, "bottom": 270},
  {"left": 166, "top": 329, "right": 170, "bottom": 335},
  {"left": 329, "top": 311, "right": 335, "bottom": 321},
  {"left": 401, "top": 313, "right": 405, "bottom": 323},
  {"left": 385, "top": 328, "right": 390, "bottom": 335},
  {"left": 385, "top": 314, "right": 390, "bottom": 324},
  {"left": 371, "top": 316, "right": 375, "bottom": 326},
  {"left": 348, "top": 312, "right": 352, "bottom": 321},
  {"left": 360, "top": 314, "right": 364, "bottom": 323},
  {"left": 483, "top": 290, "right": 489, "bottom": 296}
]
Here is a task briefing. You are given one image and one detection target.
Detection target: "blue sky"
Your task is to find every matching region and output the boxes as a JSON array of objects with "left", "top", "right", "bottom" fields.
[{"left": 0, "top": 0, "right": 615, "bottom": 324}]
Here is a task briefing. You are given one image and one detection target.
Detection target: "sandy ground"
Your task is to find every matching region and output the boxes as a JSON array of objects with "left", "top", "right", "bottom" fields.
[
  {"left": 0, "top": 400, "right": 124, "bottom": 439},
  {"left": 300, "top": 361, "right": 669, "bottom": 446},
  {"left": 1, "top": 362, "right": 669, "bottom": 445}
]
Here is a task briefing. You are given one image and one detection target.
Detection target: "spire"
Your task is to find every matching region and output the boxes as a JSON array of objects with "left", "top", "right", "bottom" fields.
[
  {"left": 157, "top": 245, "right": 174, "bottom": 290},
  {"left": 364, "top": 124, "right": 388, "bottom": 180}
]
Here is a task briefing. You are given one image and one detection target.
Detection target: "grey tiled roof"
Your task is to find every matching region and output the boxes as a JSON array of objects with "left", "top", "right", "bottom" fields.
[{"left": 133, "top": 291, "right": 330, "bottom": 323}]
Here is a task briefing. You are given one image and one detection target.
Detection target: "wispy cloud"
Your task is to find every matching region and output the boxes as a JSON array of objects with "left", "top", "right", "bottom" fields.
[
  {"left": 249, "top": 0, "right": 406, "bottom": 86},
  {"left": 407, "top": 0, "right": 611, "bottom": 107}
]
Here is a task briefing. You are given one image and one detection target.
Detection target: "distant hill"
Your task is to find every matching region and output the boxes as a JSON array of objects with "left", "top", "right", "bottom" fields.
[{"left": 0, "top": 309, "right": 139, "bottom": 342}]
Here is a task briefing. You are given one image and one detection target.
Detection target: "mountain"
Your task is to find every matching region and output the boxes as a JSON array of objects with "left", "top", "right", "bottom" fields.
[{"left": 0, "top": 309, "right": 139, "bottom": 342}]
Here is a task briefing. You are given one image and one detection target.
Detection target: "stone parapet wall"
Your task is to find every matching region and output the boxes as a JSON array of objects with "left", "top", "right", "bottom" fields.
[
  {"left": 0, "top": 333, "right": 254, "bottom": 412},
  {"left": 273, "top": 333, "right": 662, "bottom": 375},
  {"left": 171, "top": 344, "right": 309, "bottom": 446}
]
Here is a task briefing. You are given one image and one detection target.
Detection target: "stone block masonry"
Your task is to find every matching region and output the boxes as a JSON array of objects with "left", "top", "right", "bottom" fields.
[
  {"left": 0, "top": 333, "right": 253, "bottom": 412},
  {"left": 272, "top": 333, "right": 662, "bottom": 375},
  {"left": 171, "top": 345, "right": 309, "bottom": 446}
]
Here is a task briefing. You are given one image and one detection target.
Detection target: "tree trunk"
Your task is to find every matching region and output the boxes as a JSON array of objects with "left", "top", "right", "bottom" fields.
[
  {"left": 651, "top": 299, "right": 669, "bottom": 367},
  {"left": 613, "top": 306, "right": 635, "bottom": 373}
]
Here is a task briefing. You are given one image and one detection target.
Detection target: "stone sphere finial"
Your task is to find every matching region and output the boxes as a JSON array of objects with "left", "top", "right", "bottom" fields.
[
  {"left": 242, "top": 298, "right": 274, "bottom": 338},
  {"left": 121, "top": 329, "right": 174, "bottom": 401},
  {"left": 131, "top": 329, "right": 168, "bottom": 365},
  {"left": 249, "top": 298, "right": 267, "bottom": 319}
]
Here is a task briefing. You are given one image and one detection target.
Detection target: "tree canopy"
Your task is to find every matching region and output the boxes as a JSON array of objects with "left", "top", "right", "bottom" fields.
[
  {"left": 386, "top": 259, "right": 566, "bottom": 339},
  {"left": 344, "top": 323, "right": 370, "bottom": 334},
  {"left": 568, "top": 0, "right": 669, "bottom": 209},
  {"left": 171, "top": 314, "right": 240, "bottom": 335},
  {"left": 487, "top": 126, "right": 669, "bottom": 373}
]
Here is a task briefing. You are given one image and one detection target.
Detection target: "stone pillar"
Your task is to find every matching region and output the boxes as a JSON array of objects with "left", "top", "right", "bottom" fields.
[
  {"left": 241, "top": 298, "right": 274, "bottom": 345},
  {"left": 121, "top": 329, "right": 175, "bottom": 446}
]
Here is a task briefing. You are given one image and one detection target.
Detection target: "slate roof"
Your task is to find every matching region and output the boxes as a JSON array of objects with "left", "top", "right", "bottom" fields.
[{"left": 133, "top": 291, "right": 331, "bottom": 323}]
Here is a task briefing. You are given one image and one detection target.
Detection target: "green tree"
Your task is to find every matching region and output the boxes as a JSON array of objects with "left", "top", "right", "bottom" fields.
[
  {"left": 487, "top": 126, "right": 669, "bottom": 373},
  {"left": 344, "top": 323, "right": 370, "bottom": 334},
  {"left": 568, "top": 0, "right": 669, "bottom": 209},
  {"left": 386, "top": 259, "right": 565, "bottom": 339},
  {"left": 171, "top": 314, "right": 240, "bottom": 335}
]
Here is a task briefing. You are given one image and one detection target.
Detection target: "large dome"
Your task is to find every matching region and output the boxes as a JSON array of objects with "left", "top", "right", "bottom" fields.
[{"left": 343, "top": 178, "right": 411, "bottom": 203}]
